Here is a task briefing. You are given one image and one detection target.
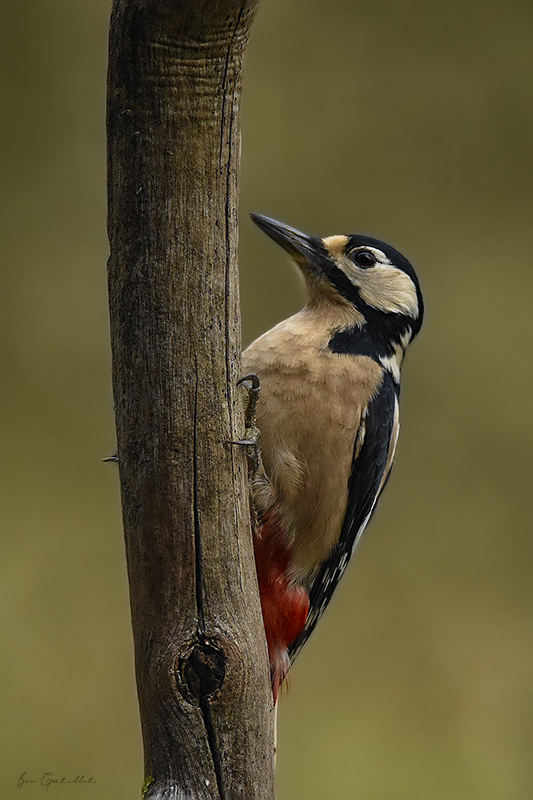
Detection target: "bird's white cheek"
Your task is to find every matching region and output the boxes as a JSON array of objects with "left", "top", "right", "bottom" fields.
[{"left": 355, "top": 266, "right": 419, "bottom": 317}]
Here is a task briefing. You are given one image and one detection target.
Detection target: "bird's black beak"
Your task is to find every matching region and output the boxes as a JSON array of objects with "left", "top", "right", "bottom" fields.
[{"left": 250, "top": 214, "right": 327, "bottom": 277}]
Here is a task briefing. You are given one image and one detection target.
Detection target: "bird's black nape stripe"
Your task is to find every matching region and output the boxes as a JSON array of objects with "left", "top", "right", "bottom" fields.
[
  {"left": 289, "top": 370, "right": 398, "bottom": 662},
  {"left": 329, "top": 321, "right": 410, "bottom": 363}
]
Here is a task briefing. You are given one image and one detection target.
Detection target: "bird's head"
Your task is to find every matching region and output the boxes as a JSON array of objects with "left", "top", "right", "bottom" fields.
[{"left": 251, "top": 213, "right": 423, "bottom": 350}]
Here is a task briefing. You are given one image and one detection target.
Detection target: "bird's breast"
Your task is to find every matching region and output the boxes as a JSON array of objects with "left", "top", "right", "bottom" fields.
[{"left": 243, "top": 310, "right": 384, "bottom": 581}]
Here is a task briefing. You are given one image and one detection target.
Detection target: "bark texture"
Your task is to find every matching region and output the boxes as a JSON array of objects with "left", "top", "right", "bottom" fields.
[{"left": 107, "top": 2, "right": 274, "bottom": 797}]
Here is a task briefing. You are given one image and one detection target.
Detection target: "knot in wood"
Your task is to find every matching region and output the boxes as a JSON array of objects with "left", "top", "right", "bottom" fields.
[{"left": 178, "top": 638, "right": 226, "bottom": 704}]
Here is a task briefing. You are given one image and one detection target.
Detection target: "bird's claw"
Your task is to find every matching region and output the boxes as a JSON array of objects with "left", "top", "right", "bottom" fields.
[
  {"left": 231, "top": 430, "right": 262, "bottom": 472},
  {"left": 237, "top": 373, "right": 260, "bottom": 390}
]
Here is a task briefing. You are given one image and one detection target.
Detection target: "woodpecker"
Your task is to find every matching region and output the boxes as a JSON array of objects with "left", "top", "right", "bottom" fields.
[{"left": 242, "top": 214, "right": 424, "bottom": 702}]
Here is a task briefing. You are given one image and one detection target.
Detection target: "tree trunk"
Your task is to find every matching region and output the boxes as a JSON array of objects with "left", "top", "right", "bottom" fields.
[{"left": 106, "top": 1, "right": 274, "bottom": 797}]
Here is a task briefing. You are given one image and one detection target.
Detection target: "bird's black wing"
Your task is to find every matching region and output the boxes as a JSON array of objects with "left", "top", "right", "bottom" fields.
[{"left": 289, "top": 369, "right": 398, "bottom": 662}]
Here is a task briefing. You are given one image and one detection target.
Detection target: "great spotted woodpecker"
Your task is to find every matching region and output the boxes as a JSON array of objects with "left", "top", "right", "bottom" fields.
[{"left": 241, "top": 214, "right": 424, "bottom": 702}]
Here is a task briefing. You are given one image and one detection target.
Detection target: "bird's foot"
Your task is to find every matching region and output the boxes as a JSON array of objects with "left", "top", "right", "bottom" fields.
[
  {"left": 239, "top": 373, "right": 261, "bottom": 430},
  {"left": 230, "top": 374, "right": 263, "bottom": 473}
]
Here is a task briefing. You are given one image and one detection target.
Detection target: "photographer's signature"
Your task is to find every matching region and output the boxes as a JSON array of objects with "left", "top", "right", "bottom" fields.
[{"left": 17, "top": 772, "right": 96, "bottom": 790}]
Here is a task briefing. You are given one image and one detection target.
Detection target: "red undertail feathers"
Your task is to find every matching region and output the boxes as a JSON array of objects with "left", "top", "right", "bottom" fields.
[{"left": 253, "top": 510, "right": 309, "bottom": 702}]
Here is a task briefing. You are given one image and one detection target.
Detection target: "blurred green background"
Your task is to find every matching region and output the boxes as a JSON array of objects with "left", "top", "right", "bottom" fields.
[{"left": 1, "top": 0, "right": 532, "bottom": 798}]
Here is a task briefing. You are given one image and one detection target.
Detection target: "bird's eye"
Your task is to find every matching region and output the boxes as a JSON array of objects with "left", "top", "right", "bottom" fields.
[{"left": 350, "top": 249, "right": 377, "bottom": 268}]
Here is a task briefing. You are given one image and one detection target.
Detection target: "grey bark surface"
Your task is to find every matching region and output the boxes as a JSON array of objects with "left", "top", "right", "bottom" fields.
[{"left": 106, "top": 1, "right": 275, "bottom": 797}]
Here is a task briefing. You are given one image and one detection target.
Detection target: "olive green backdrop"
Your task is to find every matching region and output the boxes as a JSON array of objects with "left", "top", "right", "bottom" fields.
[{"left": 1, "top": 1, "right": 532, "bottom": 798}]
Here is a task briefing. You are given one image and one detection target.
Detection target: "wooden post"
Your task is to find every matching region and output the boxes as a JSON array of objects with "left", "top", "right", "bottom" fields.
[{"left": 106, "top": 1, "right": 275, "bottom": 797}]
